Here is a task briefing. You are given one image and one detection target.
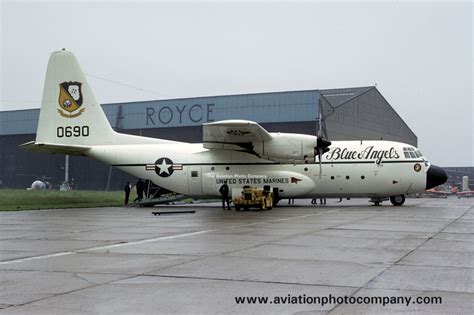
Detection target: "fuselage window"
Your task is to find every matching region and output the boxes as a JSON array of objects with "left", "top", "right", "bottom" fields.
[
  {"left": 346, "top": 176, "right": 350, "bottom": 180},
  {"left": 225, "top": 167, "right": 230, "bottom": 171},
  {"left": 361, "top": 175, "right": 365, "bottom": 179},
  {"left": 330, "top": 176, "right": 335, "bottom": 180},
  {"left": 191, "top": 171, "right": 198, "bottom": 177}
]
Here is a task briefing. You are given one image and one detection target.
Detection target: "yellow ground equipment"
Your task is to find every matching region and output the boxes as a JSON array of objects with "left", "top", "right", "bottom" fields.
[{"left": 233, "top": 185, "right": 273, "bottom": 210}]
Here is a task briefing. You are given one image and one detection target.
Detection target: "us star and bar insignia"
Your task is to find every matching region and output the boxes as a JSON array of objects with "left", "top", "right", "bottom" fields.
[{"left": 146, "top": 158, "right": 182, "bottom": 177}]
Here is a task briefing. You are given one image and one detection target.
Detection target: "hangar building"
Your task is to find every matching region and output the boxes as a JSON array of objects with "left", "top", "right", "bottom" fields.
[{"left": 0, "top": 86, "right": 418, "bottom": 190}]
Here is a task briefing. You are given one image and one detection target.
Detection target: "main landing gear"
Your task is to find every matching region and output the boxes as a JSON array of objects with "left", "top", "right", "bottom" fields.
[{"left": 370, "top": 194, "right": 406, "bottom": 206}]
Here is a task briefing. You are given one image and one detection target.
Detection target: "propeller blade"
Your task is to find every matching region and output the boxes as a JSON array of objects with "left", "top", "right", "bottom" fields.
[
  {"left": 318, "top": 147, "right": 323, "bottom": 178},
  {"left": 318, "top": 110, "right": 323, "bottom": 137},
  {"left": 314, "top": 98, "right": 331, "bottom": 173}
]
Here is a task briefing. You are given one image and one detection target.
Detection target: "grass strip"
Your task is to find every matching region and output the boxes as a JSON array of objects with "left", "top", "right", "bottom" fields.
[{"left": 0, "top": 189, "right": 123, "bottom": 211}]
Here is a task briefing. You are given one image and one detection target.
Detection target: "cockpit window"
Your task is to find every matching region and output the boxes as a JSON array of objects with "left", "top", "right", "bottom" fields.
[
  {"left": 403, "top": 147, "right": 421, "bottom": 159},
  {"left": 403, "top": 147, "right": 411, "bottom": 158}
]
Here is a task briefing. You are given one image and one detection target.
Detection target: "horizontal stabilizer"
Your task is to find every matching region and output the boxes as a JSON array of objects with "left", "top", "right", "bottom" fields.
[{"left": 20, "top": 141, "right": 90, "bottom": 156}]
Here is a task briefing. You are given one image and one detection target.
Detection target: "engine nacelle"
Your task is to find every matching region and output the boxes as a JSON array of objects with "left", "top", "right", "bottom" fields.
[{"left": 254, "top": 133, "right": 317, "bottom": 162}]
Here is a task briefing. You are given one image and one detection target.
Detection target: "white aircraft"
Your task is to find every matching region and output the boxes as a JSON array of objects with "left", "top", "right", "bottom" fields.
[{"left": 22, "top": 50, "right": 447, "bottom": 206}]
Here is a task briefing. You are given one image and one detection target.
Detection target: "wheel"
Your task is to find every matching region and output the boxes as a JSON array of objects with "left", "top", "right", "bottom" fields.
[{"left": 390, "top": 195, "right": 405, "bottom": 206}]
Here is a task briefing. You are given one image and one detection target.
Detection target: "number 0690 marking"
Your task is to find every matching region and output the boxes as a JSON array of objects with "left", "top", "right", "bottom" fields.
[{"left": 57, "top": 126, "right": 89, "bottom": 138}]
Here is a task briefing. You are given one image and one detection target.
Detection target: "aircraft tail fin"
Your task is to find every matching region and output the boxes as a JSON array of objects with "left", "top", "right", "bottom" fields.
[
  {"left": 22, "top": 50, "right": 178, "bottom": 154},
  {"left": 35, "top": 50, "right": 116, "bottom": 146}
]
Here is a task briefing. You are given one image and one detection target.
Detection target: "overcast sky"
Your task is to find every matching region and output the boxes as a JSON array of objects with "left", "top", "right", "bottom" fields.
[{"left": 1, "top": 1, "right": 472, "bottom": 166}]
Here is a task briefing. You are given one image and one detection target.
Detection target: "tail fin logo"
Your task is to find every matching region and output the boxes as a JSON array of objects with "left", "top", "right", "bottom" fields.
[{"left": 58, "top": 81, "right": 85, "bottom": 118}]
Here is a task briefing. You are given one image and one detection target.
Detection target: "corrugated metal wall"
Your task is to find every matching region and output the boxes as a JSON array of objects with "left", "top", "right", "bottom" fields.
[
  {"left": 116, "top": 90, "right": 319, "bottom": 129},
  {"left": 1, "top": 90, "right": 320, "bottom": 135},
  {"left": 321, "top": 88, "right": 417, "bottom": 145},
  {"left": 0, "top": 109, "right": 40, "bottom": 135}
]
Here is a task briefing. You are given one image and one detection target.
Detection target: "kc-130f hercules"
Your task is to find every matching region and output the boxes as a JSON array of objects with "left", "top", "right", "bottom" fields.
[{"left": 22, "top": 50, "right": 447, "bottom": 206}]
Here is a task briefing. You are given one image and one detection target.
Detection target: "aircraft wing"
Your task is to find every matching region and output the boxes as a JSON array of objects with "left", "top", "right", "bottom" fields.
[
  {"left": 20, "top": 141, "right": 90, "bottom": 156},
  {"left": 202, "top": 120, "right": 272, "bottom": 153}
]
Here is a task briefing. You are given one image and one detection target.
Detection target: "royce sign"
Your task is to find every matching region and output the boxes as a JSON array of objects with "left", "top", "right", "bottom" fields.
[{"left": 146, "top": 104, "right": 215, "bottom": 126}]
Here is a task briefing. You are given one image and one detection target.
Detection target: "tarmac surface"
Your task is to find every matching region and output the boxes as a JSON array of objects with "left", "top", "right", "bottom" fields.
[{"left": 0, "top": 198, "right": 473, "bottom": 314}]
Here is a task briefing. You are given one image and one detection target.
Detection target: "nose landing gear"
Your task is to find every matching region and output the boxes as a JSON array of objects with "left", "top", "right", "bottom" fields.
[{"left": 390, "top": 194, "right": 405, "bottom": 206}]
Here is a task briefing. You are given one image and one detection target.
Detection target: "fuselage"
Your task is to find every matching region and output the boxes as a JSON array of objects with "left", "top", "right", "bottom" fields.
[{"left": 87, "top": 140, "right": 435, "bottom": 199}]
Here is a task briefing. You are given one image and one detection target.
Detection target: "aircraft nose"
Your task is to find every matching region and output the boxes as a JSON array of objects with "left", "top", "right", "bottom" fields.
[{"left": 426, "top": 165, "right": 448, "bottom": 190}]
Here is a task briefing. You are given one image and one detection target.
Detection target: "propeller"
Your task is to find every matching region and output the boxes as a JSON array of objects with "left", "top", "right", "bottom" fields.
[{"left": 314, "top": 100, "right": 331, "bottom": 177}]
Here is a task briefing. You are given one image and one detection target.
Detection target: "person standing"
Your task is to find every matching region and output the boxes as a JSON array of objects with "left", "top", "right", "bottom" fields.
[
  {"left": 219, "top": 181, "right": 231, "bottom": 210},
  {"left": 134, "top": 178, "right": 145, "bottom": 203},
  {"left": 124, "top": 181, "right": 131, "bottom": 206}
]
